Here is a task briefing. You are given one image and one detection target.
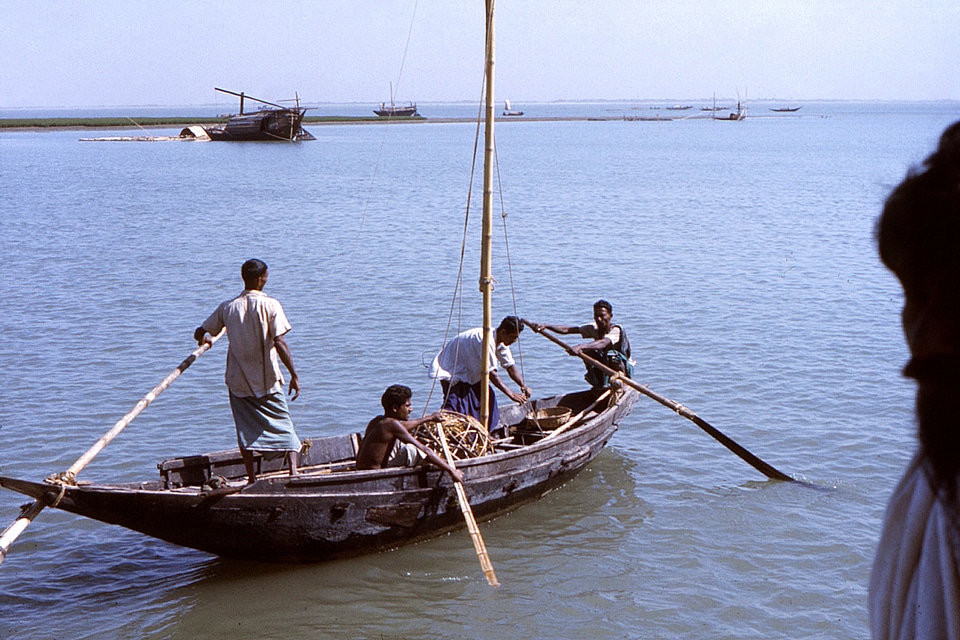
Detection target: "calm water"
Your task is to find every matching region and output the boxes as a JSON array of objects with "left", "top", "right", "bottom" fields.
[{"left": 1, "top": 101, "right": 959, "bottom": 639}]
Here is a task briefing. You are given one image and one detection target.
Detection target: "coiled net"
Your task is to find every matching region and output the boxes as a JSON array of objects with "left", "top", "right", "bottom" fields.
[{"left": 410, "top": 411, "right": 493, "bottom": 460}]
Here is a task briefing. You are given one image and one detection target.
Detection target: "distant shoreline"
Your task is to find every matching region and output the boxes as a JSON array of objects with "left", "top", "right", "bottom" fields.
[{"left": 0, "top": 113, "right": 690, "bottom": 132}]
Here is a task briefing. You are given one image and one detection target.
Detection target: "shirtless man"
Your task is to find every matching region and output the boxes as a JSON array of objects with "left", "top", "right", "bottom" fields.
[{"left": 355, "top": 385, "right": 463, "bottom": 483}]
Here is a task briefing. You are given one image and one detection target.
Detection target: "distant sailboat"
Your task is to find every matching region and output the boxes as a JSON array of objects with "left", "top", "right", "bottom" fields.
[
  {"left": 713, "top": 91, "right": 747, "bottom": 121},
  {"left": 502, "top": 99, "right": 524, "bottom": 116},
  {"left": 374, "top": 81, "right": 419, "bottom": 118}
]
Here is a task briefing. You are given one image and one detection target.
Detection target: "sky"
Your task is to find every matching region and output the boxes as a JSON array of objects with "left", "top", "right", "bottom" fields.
[{"left": 2, "top": 0, "right": 959, "bottom": 109}]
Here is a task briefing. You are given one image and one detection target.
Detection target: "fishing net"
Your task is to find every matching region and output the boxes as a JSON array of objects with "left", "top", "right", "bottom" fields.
[{"left": 410, "top": 411, "right": 494, "bottom": 460}]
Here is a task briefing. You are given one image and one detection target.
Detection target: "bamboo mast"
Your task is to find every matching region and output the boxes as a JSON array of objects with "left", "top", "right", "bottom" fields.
[{"left": 479, "top": 0, "right": 496, "bottom": 430}]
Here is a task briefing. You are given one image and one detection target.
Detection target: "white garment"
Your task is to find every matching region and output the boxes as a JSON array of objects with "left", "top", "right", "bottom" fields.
[
  {"left": 202, "top": 289, "right": 292, "bottom": 398},
  {"left": 869, "top": 453, "right": 960, "bottom": 639},
  {"left": 430, "top": 327, "right": 515, "bottom": 386}
]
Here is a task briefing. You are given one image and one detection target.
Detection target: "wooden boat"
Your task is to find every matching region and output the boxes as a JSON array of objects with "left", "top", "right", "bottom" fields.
[
  {"left": 769, "top": 106, "right": 801, "bottom": 113},
  {"left": 0, "top": 388, "right": 638, "bottom": 562},
  {"left": 666, "top": 105, "right": 692, "bottom": 111},
  {"left": 374, "top": 102, "right": 419, "bottom": 118},
  {"left": 715, "top": 99, "right": 746, "bottom": 121},
  {"left": 0, "top": 0, "right": 643, "bottom": 571},
  {"left": 204, "top": 88, "right": 315, "bottom": 142},
  {"left": 374, "top": 81, "right": 419, "bottom": 118}
]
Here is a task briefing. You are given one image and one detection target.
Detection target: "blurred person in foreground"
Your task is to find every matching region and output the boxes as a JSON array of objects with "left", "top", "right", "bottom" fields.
[{"left": 870, "top": 120, "right": 960, "bottom": 639}]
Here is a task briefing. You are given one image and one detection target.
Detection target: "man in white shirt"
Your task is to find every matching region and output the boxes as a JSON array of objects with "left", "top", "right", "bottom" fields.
[
  {"left": 430, "top": 316, "right": 531, "bottom": 430},
  {"left": 195, "top": 259, "right": 302, "bottom": 484}
]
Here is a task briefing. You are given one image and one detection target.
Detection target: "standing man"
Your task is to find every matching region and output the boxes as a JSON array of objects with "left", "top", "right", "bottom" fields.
[
  {"left": 528, "top": 299, "right": 634, "bottom": 388},
  {"left": 195, "top": 259, "right": 302, "bottom": 484},
  {"left": 430, "top": 316, "right": 532, "bottom": 430}
]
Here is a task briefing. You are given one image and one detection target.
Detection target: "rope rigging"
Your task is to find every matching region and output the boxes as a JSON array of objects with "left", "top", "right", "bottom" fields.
[{"left": 423, "top": 67, "right": 527, "bottom": 416}]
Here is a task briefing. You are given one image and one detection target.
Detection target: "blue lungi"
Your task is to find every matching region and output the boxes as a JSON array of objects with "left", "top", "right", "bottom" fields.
[
  {"left": 229, "top": 391, "right": 301, "bottom": 453},
  {"left": 442, "top": 381, "right": 499, "bottom": 431}
]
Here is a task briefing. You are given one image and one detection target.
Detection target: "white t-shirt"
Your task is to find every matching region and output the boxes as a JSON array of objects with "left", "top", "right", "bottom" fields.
[
  {"left": 431, "top": 327, "right": 515, "bottom": 386},
  {"left": 202, "top": 289, "right": 292, "bottom": 398}
]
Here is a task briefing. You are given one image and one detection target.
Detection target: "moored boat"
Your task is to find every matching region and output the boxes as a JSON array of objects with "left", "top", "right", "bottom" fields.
[
  {"left": 203, "top": 88, "right": 315, "bottom": 141},
  {"left": 374, "top": 103, "right": 419, "bottom": 118},
  {"left": 374, "top": 81, "right": 419, "bottom": 117}
]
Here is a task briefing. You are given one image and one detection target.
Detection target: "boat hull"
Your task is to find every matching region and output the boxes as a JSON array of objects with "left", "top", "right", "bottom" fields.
[
  {"left": 204, "top": 108, "right": 314, "bottom": 141},
  {"left": 373, "top": 105, "right": 419, "bottom": 118},
  {"left": 1, "top": 388, "right": 638, "bottom": 563}
]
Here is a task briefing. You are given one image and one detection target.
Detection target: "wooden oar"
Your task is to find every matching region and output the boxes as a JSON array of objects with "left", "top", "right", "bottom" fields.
[
  {"left": 436, "top": 425, "right": 500, "bottom": 587},
  {"left": 524, "top": 321, "right": 794, "bottom": 482},
  {"left": 0, "top": 332, "right": 224, "bottom": 565}
]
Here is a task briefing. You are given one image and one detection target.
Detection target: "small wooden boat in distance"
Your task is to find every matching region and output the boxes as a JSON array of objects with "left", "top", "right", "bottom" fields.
[
  {"left": 769, "top": 106, "right": 802, "bottom": 112},
  {"left": 374, "top": 81, "right": 419, "bottom": 117},
  {"left": 374, "top": 102, "right": 419, "bottom": 117}
]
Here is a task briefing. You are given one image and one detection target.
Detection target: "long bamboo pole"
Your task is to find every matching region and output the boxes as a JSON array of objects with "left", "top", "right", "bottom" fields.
[
  {"left": 0, "top": 332, "right": 224, "bottom": 565},
  {"left": 524, "top": 321, "right": 794, "bottom": 482},
  {"left": 436, "top": 425, "right": 499, "bottom": 587},
  {"left": 478, "top": 0, "right": 496, "bottom": 431}
]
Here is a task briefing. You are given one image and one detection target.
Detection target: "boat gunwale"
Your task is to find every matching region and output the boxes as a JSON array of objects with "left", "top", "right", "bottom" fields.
[{"left": 0, "top": 388, "right": 637, "bottom": 501}]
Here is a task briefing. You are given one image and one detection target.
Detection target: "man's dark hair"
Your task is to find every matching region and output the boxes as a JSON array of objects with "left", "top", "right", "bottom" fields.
[
  {"left": 878, "top": 120, "right": 960, "bottom": 298},
  {"left": 497, "top": 316, "right": 523, "bottom": 334},
  {"left": 241, "top": 259, "right": 268, "bottom": 286},
  {"left": 381, "top": 384, "right": 412, "bottom": 411},
  {"left": 594, "top": 299, "right": 613, "bottom": 315}
]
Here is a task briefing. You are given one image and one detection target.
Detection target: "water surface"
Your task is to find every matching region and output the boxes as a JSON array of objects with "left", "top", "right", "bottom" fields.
[{"left": 1, "top": 101, "right": 958, "bottom": 638}]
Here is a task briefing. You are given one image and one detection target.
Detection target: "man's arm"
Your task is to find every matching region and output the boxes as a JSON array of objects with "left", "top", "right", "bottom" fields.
[
  {"left": 273, "top": 334, "right": 301, "bottom": 401},
  {"left": 525, "top": 319, "right": 581, "bottom": 335},
  {"left": 490, "top": 370, "right": 526, "bottom": 404},
  {"left": 571, "top": 336, "right": 613, "bottom": 355},
  {"left": 504, "top": 364, "right": 532, "bottom": 400},
  {"left": 391, "top": 421, "right": 464, "bottom": 483}
]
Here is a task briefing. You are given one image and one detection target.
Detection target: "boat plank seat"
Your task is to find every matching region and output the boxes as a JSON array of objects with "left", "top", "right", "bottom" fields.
[{"left": 158, "top": 432, "right": 362, "bottom": 488}]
